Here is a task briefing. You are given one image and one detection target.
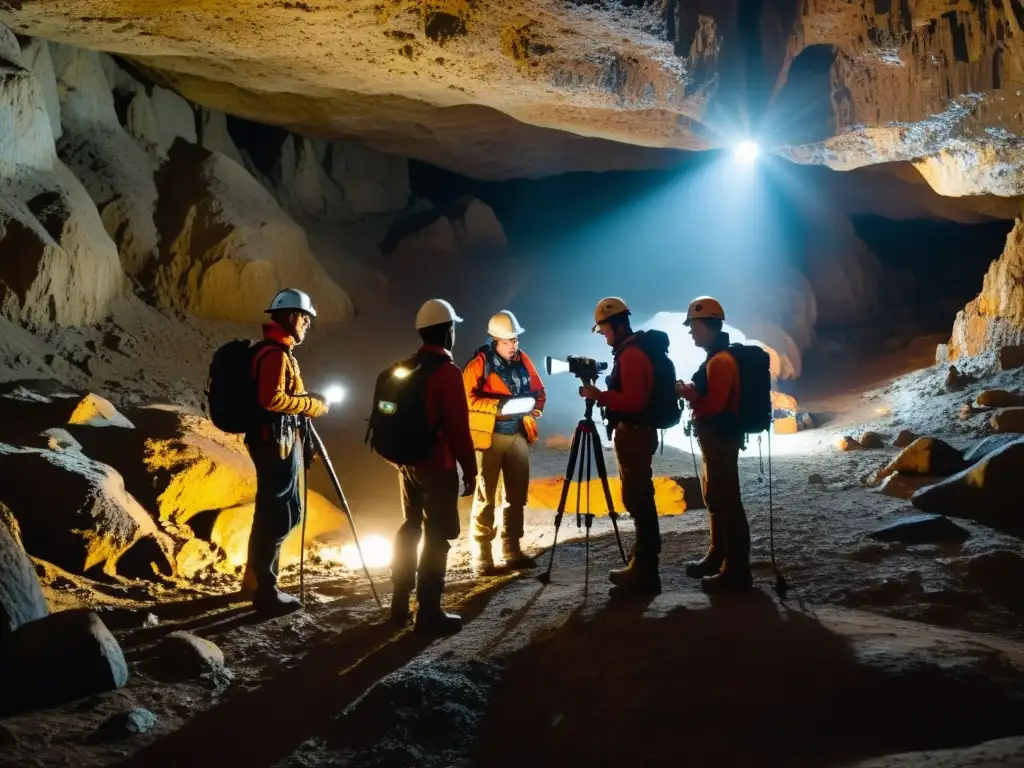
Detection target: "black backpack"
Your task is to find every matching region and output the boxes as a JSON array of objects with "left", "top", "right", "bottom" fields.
[
  {"left": 725, "top": 343, "right": 773, "bottom": 435},
  {"left": 365, "top": 353, "right": 445, "bottom": 466},
  {"left": 635, "top": 330, "right": 683, "bottom": 430},
  {"left": 205, "top": 339, "right": 281, "bottom": 434}
]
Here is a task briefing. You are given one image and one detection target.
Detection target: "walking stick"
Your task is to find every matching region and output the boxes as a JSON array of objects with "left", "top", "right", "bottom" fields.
[{"left": 305, "top": 420, "right": 383, "bottom": 610}]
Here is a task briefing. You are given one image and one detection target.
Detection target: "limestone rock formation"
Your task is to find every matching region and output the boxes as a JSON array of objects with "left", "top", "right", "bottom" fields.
[
  {"left": 150, "top": 141, "right": 354, "bottom": 323},
  {"left": 911, "top": 437, "right": 1024, "bottom": 536},
  {"left": 867, "top": 436, "right": 967, "bottom": 487},
  {"left": 945, "top": 219, "right": 1024, "bottom": 360},
  {"left": 0, "top": 442, "right": 175, "bottom": 578},
  {"left": 6, "top": 0, "right": 1024, "bottom": 192},
  {"left": 0, "top": 513, "right": 48, "bottom": 639},
  {"left": 0, "top": 608, "right": 128, "bottom": 715},
  {"left": 0, "top": 28, "right": 126, "bottom": 327}
]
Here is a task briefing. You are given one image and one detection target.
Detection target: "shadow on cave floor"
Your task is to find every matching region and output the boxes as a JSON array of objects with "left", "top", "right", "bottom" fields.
[{"left": 468, "top": 576, "right": 1024, "bottom": 768}]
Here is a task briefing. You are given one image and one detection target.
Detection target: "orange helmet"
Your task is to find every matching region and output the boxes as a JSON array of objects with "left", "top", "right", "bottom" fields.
[{"left": 683, "top": 296, "right": 725, "bottom": 326}]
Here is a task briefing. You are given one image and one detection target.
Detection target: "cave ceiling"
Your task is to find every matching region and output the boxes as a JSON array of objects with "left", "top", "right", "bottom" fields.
[{"left": 4, "top": 0, "right": 1024, "bottom": 214}]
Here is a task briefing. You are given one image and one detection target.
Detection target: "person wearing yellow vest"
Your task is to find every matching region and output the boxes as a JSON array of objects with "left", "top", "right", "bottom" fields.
[{"left": 462, "top": 310, "right": 546, "bottom": 574}]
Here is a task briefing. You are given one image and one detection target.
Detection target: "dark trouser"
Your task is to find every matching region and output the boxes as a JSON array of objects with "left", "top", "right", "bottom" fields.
[
  {"left": 613, "top": 424, "right": 661, "bottom": 562},
  {"left": 392, "top": 466, "right": 461, "bottom": 603},
  {"left": 471, "top": 432, "right": 531, "bottom": 546},
  {"left": 696, "top": 424, "right": 750, "bottom": 573},
  {"left": 245, "top": 437, "right": 304, "bottom": 596}
]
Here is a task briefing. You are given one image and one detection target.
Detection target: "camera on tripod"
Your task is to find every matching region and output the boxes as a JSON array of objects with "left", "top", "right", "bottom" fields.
[{"left": 544, "top": 355, "right": 608, "bottom": 384}]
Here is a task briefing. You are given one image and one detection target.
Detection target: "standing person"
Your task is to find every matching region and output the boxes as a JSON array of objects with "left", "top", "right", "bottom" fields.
[
  {"left": 462, "top": 310, "right": 546, "bottom": 574},
  {"left": 578, "top": 297, "right": 670, "bottom": 597},
  {"left": 244, "top": 288, "right": 329, "bottom": 615},
  {"left": 676, "top": 296, "right": 752, "bottom": 593},
  {"left": 386, "top": 299, "right": 478, "bottom": 634}
]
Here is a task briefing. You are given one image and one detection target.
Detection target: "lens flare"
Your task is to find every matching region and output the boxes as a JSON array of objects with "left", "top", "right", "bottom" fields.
[
  {"left": 324, "top": 384, "right": 346, "bottom": 404},
  {"left": 338, "top": 534, "right": 393, "bottom": 569},
  {"left": 733, "top": 140, "right": 759, "bottom": 162}
]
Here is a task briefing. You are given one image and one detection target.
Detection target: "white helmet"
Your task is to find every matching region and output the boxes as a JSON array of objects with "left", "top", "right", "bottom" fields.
[
  {"left": 415, "top": 298, "right": 463, "bottom": 330},
  {"left": 266, "top": 288, "right": 317, "bottom": 318},
  {"left": 487, "top": 310, "right": 525, "bottom": 340}
]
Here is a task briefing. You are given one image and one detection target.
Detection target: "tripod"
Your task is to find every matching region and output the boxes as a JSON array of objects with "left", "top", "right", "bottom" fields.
[
  {"left": 537, "top": 395, "right": 627, "bottom": 586},
  {"left": 301, "top": 421, "right": 383, "bottom": 610}
]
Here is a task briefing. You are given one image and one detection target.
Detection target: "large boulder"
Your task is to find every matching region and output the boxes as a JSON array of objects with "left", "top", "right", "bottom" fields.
[
  {"left": 911, "top": 437, "right": 1024, "bottom": 536},
  {"left": 946, "top": 219, "right": 1024, "bottom": 360},
  {"left": 0, "top": 609, "right": 128, "bottom": 715},
  {"left": 0, "top": 442, "right": 175, "bottom": 578},
  {"left": 867, "top": 437, "right": 967, "bottom": 487},
  {"left": 451, "top": 196, "right": 508, "bottom": 256},
  {"left": 0, "top": 29, "right": 126, "bottom": 328},
  {"left": 0, "top": 512, "right": 48, "bottom": 640},
  {"left": 49, "top": 44, "right": 161, "bottom": 277},
  {"left": 148, "top": 140, "right": 354, "bottom": 323}
]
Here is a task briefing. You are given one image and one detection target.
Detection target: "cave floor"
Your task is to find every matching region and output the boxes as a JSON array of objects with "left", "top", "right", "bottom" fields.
[{"left": 3, "top": 336, "right": 1024, "bottom": 767}]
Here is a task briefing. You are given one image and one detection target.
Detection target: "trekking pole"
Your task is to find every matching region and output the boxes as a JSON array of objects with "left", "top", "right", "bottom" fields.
[
  {"left": 767, "top": 427, "right": 789, "bottom": 601},
  {"left": 299, "top": 445, "right": 310, "bottom": 607},
  {"left": 305, "top": 421, "right": 383, "bottom": 610}
]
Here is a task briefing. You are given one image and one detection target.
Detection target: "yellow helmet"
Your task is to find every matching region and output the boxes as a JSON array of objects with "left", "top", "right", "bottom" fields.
[
  {"left": 592, "top": 297, "right": 630, "bottom": 332},
  {"left": 684, "top": 296, "right": 725, "bottom": 326}
]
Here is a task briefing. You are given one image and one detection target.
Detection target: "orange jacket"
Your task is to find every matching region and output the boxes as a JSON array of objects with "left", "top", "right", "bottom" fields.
[
  {"left": 691, "top": 350, "right": 740, "bottom": 420},
  {"left": 462, "top": 348, "right": 546, "bottom": 451},
  {"left": 251, "top": 322, "right": 327, "bottom": 421}
]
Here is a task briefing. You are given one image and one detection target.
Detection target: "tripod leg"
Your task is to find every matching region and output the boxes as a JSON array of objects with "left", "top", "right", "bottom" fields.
[
  {"left": 539, "top": 421, "right": 582, "bottom": 584},
  {"left": 583, "top": 428, "right": 594, "bottom": 593},
  {"left": 307, "top": 423, "right": 383, "bottom": 610},
  {"left": 590, "top": 429, "right": 628, "bottom": 564}
]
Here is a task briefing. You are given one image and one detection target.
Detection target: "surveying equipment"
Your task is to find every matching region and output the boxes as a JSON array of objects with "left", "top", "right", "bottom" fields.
[
  {"left": 299, "top": 420, "right": 383, "bottom": 610},
  {"left": 537, "top": 376, "right": 627, "bottom": 587}
]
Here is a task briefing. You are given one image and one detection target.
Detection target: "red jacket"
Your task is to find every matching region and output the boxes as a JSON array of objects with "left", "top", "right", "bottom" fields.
[
  {"left": 414, "top": 346, "right": 477, "bottom": 478},
  {"left": 595, "top": 342, "right": 653, "bottom": 415}
]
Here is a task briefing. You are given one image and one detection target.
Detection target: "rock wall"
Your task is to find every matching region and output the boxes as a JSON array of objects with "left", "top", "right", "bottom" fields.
[
  {"left": 944, "top": 218, "right": 1024, "bottom": 361},
  {"left": 1, "top": 23, "right": 435, "bottom": 327},
  {"left": 0, "top": 26, "right": 126, "bottom": 328}
]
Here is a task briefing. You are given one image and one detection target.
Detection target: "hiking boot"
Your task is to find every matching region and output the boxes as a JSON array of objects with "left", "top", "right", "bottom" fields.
[
  {"left": 414, "top": 607, "right": 463, "bottom": 635},
  {"left": 501, "top": 539, "right": 536, "bottom": 569},
  {"left": 700, "top": 569, "right": 753, "bottom": 594},
  {"left": 253, "top": 589, "right": 302, "bottom": 615},
  {"left": 608, "top": 556, "right": 661, "bottom": 597},
  {"left": 473, "top": 547, "right": 500, "bottom": 576},
  {"left": 414, "top": 581, "right": 462, "bottom": 635},
  {"left": 389, "top": 589, "right": 412, "bottom": 626},
  {"left": 684, "top": 554, "right": 724, "bottom": 579}
]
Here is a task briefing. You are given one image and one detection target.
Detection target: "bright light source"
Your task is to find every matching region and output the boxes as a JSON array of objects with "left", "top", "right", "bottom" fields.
[
  {"left": 338, "top": 534, "right": 392, "bottom": 569},
  {"left": 501, "top": 396, "right": 537, "bottom": 416},
  {"left": 324, "top": 384, "right": 346, "bottom": 404},
  {"left": 733, "top": 140, "right": 759, "bottom": 162},
  {"left": 393, "top": 366, "right": 411, "bottom": 379}
]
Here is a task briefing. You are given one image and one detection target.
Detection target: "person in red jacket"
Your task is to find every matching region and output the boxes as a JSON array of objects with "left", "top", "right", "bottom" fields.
[
  {"left": 578, "top": 297, "right": 662, "bottom": 597},
  {"left": 390, "top": 298, "right": 478, "bottom": 634},
  {"left": 462, "top": 310, "right": 546, "bottom": 574},
  {"left": 676, "top": 296, "right": 751, "bottom": 593},
  {"left": 243, "top": 288, "right": 329, "bottom": 614}
]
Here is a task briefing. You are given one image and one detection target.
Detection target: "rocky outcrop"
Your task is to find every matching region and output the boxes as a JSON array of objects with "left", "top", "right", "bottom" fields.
[
  {"left": 6, "top": 0, "right": 1024, "bottom": 190},
  {"left": 944, "top": 220, "right": 1024, "bottom": 361},
  {"left": 911, "top": 437, "right": 1024, "bottom": 536},
  {"left": 0, "top": 513, "right": 48, "bottom": 639},
  {"left": 0, "top": 28, "right": 126, "bottom": 328},
  {"left": 149, "top": 141, "right": 354, "bottom": 323}
]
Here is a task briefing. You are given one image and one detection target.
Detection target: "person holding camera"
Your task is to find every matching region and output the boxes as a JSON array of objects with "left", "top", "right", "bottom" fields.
[
  {"left": 578, "top": 297, "right": 664, "bottom": 597},
  {"left": 676, "top": 296, "right": 752, "bottom": 594},
  {"left": 462, "top": 310, "right": 546, "bottom": 574},
  {"left": 242, "top": 288, "right": 329, "bottom": 615}
]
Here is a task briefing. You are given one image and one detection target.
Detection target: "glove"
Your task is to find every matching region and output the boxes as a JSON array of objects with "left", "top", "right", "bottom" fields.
[
  {"left": 676, "top": 381, "right": 698, "bottom": 402},
  {"left": 579, "top": 384, "right": 601, "bottom": 400},
  {"left": 306, "top": 394, "right": 329, "bottom": 418},
  {"left": 530, "top": 409, "right": 542, "bottom": 419}
]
